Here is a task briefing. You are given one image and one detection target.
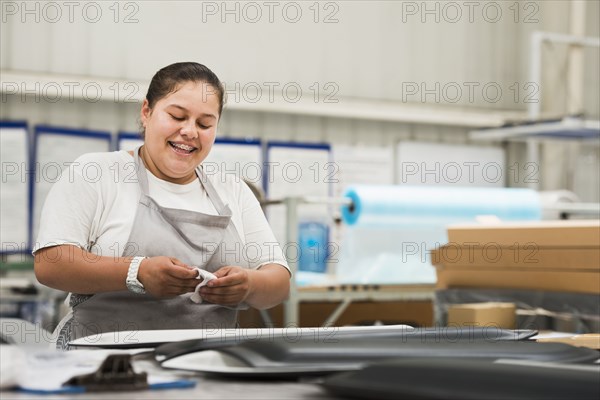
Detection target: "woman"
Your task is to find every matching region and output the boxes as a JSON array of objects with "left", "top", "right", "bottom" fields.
[{"left": 33, "top": 62, "right": 290, "bottom": 348}]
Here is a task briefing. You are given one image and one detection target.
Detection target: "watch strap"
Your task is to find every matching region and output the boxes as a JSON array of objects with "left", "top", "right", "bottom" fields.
[{"left": 126, "top": 256, "right": 147, "bottom": 293}]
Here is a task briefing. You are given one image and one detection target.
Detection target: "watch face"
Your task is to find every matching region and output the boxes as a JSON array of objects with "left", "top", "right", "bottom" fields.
[{"left": 127, "top": 280, "right": 146, "bottom": 294}]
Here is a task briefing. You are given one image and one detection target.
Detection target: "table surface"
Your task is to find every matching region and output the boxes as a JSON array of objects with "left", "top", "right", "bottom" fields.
[
  {"left": 0, "top": 347, "right": 346, "bottom": 400},
  {"left": 1, "top": 379, "right": 341, "bottom": 400}
]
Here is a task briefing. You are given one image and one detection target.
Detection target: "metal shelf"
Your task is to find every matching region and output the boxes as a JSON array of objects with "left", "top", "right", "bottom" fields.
[{"left": 470, "top": 117, "right": 600, "bottom": 142}]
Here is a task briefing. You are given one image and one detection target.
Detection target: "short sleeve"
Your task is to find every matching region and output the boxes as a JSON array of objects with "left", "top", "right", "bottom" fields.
[{"left": 32, "top": 160, "right": 100, "bottom": 254}]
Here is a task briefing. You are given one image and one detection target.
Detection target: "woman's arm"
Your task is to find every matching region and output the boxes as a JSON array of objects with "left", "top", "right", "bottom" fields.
[
  {"left": 245, "top": 264, "right": 291, "bottom": 309},
  {"left": 34, "top": 244, "right": 199, "bottom": 297}
]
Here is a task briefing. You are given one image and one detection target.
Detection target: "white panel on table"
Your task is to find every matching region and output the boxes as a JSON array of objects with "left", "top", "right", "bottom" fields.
[
  {"left": 202, "top": 139, "right": 263, "bottom": 194},
  {"left": 396, "top": 141, "right": 505, "bottom": 187},
  {"left": 266, "top": 143, "right": 332, "bottom": 245},
  {"left": 32, "top": 127, "right": 112, "bottom": 244},
  {"left": 0, "top": 123, "right": 30, "bottom": 253}
]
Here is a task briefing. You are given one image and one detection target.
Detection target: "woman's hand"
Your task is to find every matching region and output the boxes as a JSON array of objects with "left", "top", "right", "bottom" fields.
[
  {"left": 199, "top": 264, "right": 290, "bottom": 309},
  {"left": 137, "top": 256, "right": 199, "bottom": 298},
  {"left": 198, "top": 266, "right": 252, "bottom": 307}
]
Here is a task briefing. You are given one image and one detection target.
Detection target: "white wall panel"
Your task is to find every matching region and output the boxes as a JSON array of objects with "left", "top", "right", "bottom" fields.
[
  {"left": 119, "top": 102, "right": 143, "bottom": 133},
  {"left": 295, "top": 115, "right": 324, "bottom": 143},
  {"left": 49, "top": 19, "right": 89, "bottom": 74},
  {"left": 220, "top": 110, "right": 264, "bottom": 138},
  {"left": 261, "top": 113, "right": 295, "bottom": 141},
  {"left": 1, "top": 1, "right": 597, "bottom": 202},
  {"left": 350, "top": 120, "right": 383, "bottom": 146},
  {"left": 0, "top": 10, "right": 11, "bottom": 69},
  {"left": 440, "top": 127, "right": 469, "bottom": 144},
  {"left": 87, "top": 17, "right": 127, "bottom": 78},
  {"left": 5, "top": 9, "right": 52, "bottom": 72},
  {"left": 396, "top": 141, "right": 505, "bottom": 187},
  {"left": 573, "top": 144, "right": 600, "bottom": 202},
  {"left": 381, "top": 122, "right": 411, "bottom": 146},
  {"left": 539, "top": 1, "right": 571, "bottom": 117},
  {"left": 378, "top": 2, "right": 414, "bottom": 102},
  {"left": 3, "top": 1, "right": 594, "bottom": 112},
  {"left": 323, "top": 118, "right": 355, "bottom": 145},
  {"left": 584, "top": 0, "right": 600, "bottom": 119},
  {"left": 412, "top": 125, "right": 442, "bottom": 142}
]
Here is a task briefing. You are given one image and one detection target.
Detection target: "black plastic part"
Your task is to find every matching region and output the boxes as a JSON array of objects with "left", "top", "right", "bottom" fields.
[
  {"left": 155, "top": 327, "right": 538, "bottom": 363},
  {"left": 217, "top": 338, "right": 599, "bottom": 369},
  {"left": 63, "top": 354, "right": 148, "bottom": 392},
  {"left": 322, "top": 358, "right": 600, "bottom": 400}
]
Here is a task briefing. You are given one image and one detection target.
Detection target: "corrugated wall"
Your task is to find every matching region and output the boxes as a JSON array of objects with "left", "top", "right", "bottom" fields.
[
  {"left": 1, "top": 0, "right": 598, "bottom": 199},
  {"left": 3, "top": 1, "right": 581, "bottom": 105}
]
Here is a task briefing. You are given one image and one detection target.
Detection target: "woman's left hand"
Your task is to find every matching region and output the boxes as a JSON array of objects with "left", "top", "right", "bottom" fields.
[{"left": 199, "top": 266, "right": 253, "bottom": 307}]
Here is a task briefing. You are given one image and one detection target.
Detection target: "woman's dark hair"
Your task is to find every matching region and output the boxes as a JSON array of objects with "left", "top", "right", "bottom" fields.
[{"left": 145, "top": 61, "right": 225, "bottom": 115}]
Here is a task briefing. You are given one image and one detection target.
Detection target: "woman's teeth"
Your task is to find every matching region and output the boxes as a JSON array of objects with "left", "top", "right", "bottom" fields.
[{"left": 169, "top": 142, "right": 196, "bottom": 154}]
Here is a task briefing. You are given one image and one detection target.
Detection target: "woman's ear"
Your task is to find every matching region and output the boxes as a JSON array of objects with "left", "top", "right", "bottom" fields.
[{"left": 140, "top": 99, "right": 151, "bottom": 126}]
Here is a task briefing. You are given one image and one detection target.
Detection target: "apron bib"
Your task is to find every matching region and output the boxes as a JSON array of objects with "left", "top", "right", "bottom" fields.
[{"left": 55, "top": 147, "right": 248, "bottom": 349}]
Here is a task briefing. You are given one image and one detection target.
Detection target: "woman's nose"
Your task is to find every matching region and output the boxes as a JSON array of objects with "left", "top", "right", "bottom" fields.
[{"left": 179, "top": 121, "right": 198, "bottom": 139}]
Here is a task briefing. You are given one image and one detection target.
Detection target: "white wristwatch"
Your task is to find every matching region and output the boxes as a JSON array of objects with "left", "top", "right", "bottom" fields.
[{"left": 126, "top": 256, "right": 147, "bottom": 294}]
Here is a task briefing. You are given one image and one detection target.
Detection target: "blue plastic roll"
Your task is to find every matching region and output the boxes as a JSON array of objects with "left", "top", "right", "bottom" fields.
[{"left": 341, "top": 185, "right": 541, "bottom": 227}]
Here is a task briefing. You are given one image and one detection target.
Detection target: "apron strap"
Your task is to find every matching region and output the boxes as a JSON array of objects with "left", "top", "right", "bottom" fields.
[
  {"left": 133, "top": 146, "right": 151, "bottom": 196},
  {"left": 196, "top": 166, "right": 229, "bottom": 215},
  {"left": 133, "top": 145, "right": 229, "bottom": 216}
]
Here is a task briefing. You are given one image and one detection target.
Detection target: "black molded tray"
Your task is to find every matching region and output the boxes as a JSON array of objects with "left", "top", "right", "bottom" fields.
[
  {"left": 156, "top": 327, "right": 537, "bottom": 363},
  {"left": 322, "top": 358, "right": 600, "bottom": 400},
  {"left": 161, "top": 335, "right": 598, "bottom": 378}
]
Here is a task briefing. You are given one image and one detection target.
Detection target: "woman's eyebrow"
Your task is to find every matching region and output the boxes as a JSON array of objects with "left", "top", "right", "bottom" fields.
[{"left": 167, "top": 104, "right": 217, "bottom": 119}]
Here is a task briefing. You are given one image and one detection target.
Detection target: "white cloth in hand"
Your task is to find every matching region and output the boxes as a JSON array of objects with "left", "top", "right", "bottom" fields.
[{"left": 190, "top": 268, "right": 217, "bottom": 304}]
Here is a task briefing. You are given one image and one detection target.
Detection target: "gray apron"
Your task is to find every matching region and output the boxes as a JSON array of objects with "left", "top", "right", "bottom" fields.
[{"left": 56, "top": 147, "right": 248, "bottom": 349}]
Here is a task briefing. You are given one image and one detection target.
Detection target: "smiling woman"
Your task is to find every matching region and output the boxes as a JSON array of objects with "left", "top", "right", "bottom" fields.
[
  {"left": 32, "top": 62, "right": 291, "bottom": 349},
  {"left": 140, "top": 64, "right": 223, "bottom": 184},
  {"left": 140, "top": 80, "right": 220, "bottom": 184}
]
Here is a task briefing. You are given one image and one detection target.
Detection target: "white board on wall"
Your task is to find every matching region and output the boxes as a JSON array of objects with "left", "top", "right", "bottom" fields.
[
  {"left": 32, "top": 126, "right": 112, "bottom": 245},
  {"left": 265, "top": 142, "right": 332, "bottom": 244},
  {"left": 1, "top": 122, "right": 30, "bottom": 253},
  {"left": 396, "top": 141, "right": 505, "bottom": 187},
  {"left": 202, "top": 138, "right": 263, "bottom": 192},
  {"left": 117, "top": 132, "right": 143, "bottom": 152},
  {"left": 331, "top": 144, "right": 394, "bottom": 197}
]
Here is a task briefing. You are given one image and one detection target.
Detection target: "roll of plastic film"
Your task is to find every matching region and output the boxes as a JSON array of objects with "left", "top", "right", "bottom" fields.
[
  {"left": 337, "top": 185, "right": 541, "bottom": 284},
  {"left": 341, "top": 185, "right": 542, "bottom": 227}
]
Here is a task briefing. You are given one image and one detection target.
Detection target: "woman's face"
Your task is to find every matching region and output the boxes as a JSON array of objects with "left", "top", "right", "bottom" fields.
[{"left": 140, "top": 81, "right": 220, "bottom": 184}]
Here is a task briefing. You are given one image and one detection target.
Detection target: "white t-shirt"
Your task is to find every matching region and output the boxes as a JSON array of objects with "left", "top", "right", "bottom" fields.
[{"left": 33, "top": 151, "right": 289, "bottom": 272}]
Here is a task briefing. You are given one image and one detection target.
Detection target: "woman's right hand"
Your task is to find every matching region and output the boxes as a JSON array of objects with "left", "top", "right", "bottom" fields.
[{"left": 137, "top": 256, "right": 199, "bottom": 298}]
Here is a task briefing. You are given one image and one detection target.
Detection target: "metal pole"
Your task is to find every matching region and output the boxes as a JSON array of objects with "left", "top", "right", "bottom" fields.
[
  {"left": 567, "top": 1, "right": 587, "bottom": 116},
  {"left": 283, "top": 197, "right": 300, "bottom": 327},
  {"left": 528, "top": 31, "right": 543, "bottom": 121},
  {"left": 527, "top": 31, "right": 544, "bottom": 190}
]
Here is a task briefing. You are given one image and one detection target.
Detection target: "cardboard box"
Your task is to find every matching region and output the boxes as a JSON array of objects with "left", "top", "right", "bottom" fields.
[
  {"left": 446, "top": 220, "right": 600, "bottom": 247},
  {"left": 435, "top": 267, "right": 600, "bottom": 294},
  {"left": 432, "top": 221, "right": 600, "bottom": 294},
  {"left": 537, "top": 334, "right": 600, "bottom": 350},
  {"left": 432, "top": 247, "right": 600, "bottom": 270},
  {"left": 447, "top": 302, "right": 516, "bottom": 329}
]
